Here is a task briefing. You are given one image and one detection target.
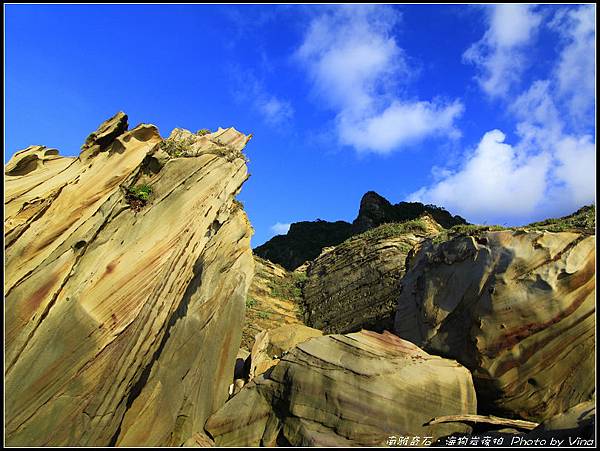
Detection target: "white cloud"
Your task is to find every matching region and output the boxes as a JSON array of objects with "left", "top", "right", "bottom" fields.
[
  {"left": 550, "top": 5, "right": 595, "bottom": 124},
  {"left": 510, "top": 75, "right": 595, "bottom": 212},
  {"left": 229, "top": 67, "right": 294, "bottom": 127},
  {"left": 257, "top": 96, "right": 294, "bottom": 127},
  {"left": 411, "top": 53, "right": 595, "bottom": 225},
  {"left": 296, "top": 5, "right": 463, "bottom": 154},
  {"left": 464, "top": 4, "right": 541, "bottom": 97},
  {"left": 270, "top": 222, "right": 291, "bottom": 235},
  {"left": 413, "top": 5, "right": 595, "bottom": 225},
  {"left": 338, "top": 99, "right": 464, "bottom": 154},
  {"left": 409, "top": 130, "right": 551, "bottom": 223}
]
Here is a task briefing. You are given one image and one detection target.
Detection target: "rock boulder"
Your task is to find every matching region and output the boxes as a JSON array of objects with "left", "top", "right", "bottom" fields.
[{"left": 394, "top": 230, "right": 595, "bottom": 421}]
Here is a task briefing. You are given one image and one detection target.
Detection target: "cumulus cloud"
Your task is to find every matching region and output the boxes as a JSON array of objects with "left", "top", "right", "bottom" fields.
[
  {"left": 270, "top": 222, "right": 291, "bottom": 235},
  {"left": 464, "top": 4, "right": 542, "bottom": 97},
  {"left": 296, "top": 5, "right": 463, "bottom": 154},
  {"left": 409, "top": 130, "right": 551, "bottom": 223},
  {"left": 412, "top": 6, "right": 595, "bottom": 224}
]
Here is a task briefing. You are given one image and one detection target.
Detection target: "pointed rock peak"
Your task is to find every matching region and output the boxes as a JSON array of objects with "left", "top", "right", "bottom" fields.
[
  {"left": 80, "top": 111, "right": 129, "bottom": 156},
  {"left": 353, "top": 191, "right": 394, "bottom": 233},
  {"left": 359, "top": 191, "right": 392, "bottom": 210}
]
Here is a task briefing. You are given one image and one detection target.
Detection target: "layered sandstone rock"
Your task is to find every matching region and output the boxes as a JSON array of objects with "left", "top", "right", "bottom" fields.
[
  {"left": 246, "top": 324, "right": 323, "bottom": 382},
  {"left": 205, "top": 330, "right": 477, "bottom": 446},
  {"left": 394, "top": 230, "right": 595, "bottom": 421},
  {"left": 303, "top": 215, "right": 443, "bottom": 334},
  {"left": 5, "top": 113, "right": 254, "bottom": 446},
  {"left": 525, "top": 400, "right": 595, "bottom": 441},
  {"left": 242, "top": 256, "right": 305, "bottom": 351}
]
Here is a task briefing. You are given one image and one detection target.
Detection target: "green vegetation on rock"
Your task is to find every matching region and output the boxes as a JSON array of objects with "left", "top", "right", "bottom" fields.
[
  {"left": 245, "top": 296, "right": 257, "bottom": 308},
  {"left": 159, "top": 136, "right": 195, "bottom": 157},
  {"left": 268, "top": 271, "right": 305, "bottom": 302},
  {"left": 433, "top": 224, "right": 507, "bottom": 243},
  {"left": 349, "top": 219, "right": 430, "bottom": 243},
  {"left": 526, "top": 205, "right": 595, "bottom": 234},
  {"left": 128, "top": 184, "right": 153, "bottom": 201}
]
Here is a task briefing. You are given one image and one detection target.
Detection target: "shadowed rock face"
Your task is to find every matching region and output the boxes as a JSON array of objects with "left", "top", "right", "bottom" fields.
[
  {"left": 254, "top": 220, "right": 355, "bottom": 271},
  {"left": 5, "top": 114, "right": 254, "bottom": 446},
  {"left": 205, "top": 330, "right": 477, "bottom": 447},
  {"left": 353, "top": 191, "right": 467, "bottom": 232},
  {"left": 394, "top": 230, "right": 595, "bottom": 421},
  {"left": 303, "top": 215, "right": 444, "bottom": 334},
  {"left": 254, "top": 190, "right": 466, "bottom": 271}
]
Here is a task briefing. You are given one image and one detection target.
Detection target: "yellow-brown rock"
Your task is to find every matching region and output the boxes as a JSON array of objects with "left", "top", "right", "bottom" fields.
[
  {"left": 242, "top": 256, "right": 305, "bottom": 351},
  {"left": 394, "top": 230, "right": 595, "bottom": 421},
  {"left": 205, "top": 330, "right": 477, "bottom": 446},
  {"left": 5, "top": 113, "right": 254, "bottom": 446}
]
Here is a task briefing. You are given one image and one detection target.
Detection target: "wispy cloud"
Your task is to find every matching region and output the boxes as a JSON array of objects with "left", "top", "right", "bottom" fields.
[
  {"left": 256, "top": 96, "right": 294, "bottom": 127},
  {"left": 463, "top": 4, "right": 542, "bottom": 97},
  {"left": 295, "top": 5, "right": 463, "bottom": 154},
  {"left": 411, "top": 5, "right": 595, "bottom": 224},
  {"left": 270, "top": 222, "right": 291, "bottom": 235},
  {"left": 550, "top": 5, "right": 596, "bottom": 126},
  {"left": 229, "top": 67, "right": 294, "bottom": 127}
]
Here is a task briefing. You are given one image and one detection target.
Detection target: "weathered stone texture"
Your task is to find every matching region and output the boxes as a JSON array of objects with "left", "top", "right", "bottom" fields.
[
  {"left": 206, "top": 330, "right": 477, "bottom": 446},
  {"left": 394, "top": 230, "right": 595, "bottom": 421},
  {"left": 5, "top": 114, "right": 254, "bottom": 446}
]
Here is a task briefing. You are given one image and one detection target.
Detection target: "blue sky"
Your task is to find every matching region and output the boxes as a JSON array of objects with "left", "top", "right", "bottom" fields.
[{"left": 5, "top": 4, "right": 596, "bottom": 246}]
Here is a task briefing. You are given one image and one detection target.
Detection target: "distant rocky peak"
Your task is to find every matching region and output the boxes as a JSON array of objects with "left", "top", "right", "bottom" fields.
[
  {"left": 359, "top": 190, "right": 392, "bottom": 211},
  {"left": 353, "top": 191, "right": 393, "bottom": 232},
  {"left": 352, "top": 190, "right": 467, "bottom": 233}
]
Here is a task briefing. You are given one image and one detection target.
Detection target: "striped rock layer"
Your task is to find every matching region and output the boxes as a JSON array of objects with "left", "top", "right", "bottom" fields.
[
  {"left": 205, "top": 330, "right": 477, "bottom": 446},
  {"left": 5, "top": 113, "right": 254, "bottom": 446},
  {"left": 302, "top": 215, "right": 443, "bottom": 334},
  {"left": 394, "top": 230, "right": 595, "bottom": 421}
]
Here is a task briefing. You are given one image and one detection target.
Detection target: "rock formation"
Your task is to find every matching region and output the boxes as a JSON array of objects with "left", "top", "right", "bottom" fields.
[
  {"left": 253, "top": 220, "right": 355, "bottom": 271},
  {"left": 254, "top": 190, "right": 466, "bottom": 270},
  {"left": 205, "top": 330, "right": 477, "bottom": 446},
  {"left": 394, "top": 229, "right": 595, "bottom": 421},
  {"left": 352, "top": 190, "right": 467, "bottom": 233},
  {"left": 303, "top": 215, "right": 443, "bottom": 334},
  {"left": 242, "top": 256, "right": 306, "bottom": 351},
  {"left": 5, "top": 113, "right": 254, "bottom": 446},
  {"left": 246, "top": 324, "right": 323, "bottom": 382}
]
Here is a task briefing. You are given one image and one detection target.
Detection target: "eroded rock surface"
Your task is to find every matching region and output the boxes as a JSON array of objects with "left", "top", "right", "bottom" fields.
[
  {"left": 394, "top": 230, "right": 595, "bottom": 421},
  {"left": 205, "top": 330, "right": 477, "bottom": 446},
  {"left": 5, "top": 114, "right": 254, "bottom": 446},
  {"left": 303, "top": 215, "right": 443, "bottom": 334},
  {"left": 242, "top": 256, "right": 305, "bottom": 351}
]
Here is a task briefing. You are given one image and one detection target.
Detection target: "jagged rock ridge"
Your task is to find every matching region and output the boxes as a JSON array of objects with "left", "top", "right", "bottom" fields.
[
  {"left": 5, "top": 113, "right": 254, "bottom": 446},
  {"left": 254, "top": 190, "right": 466, "bottom": 270}
]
